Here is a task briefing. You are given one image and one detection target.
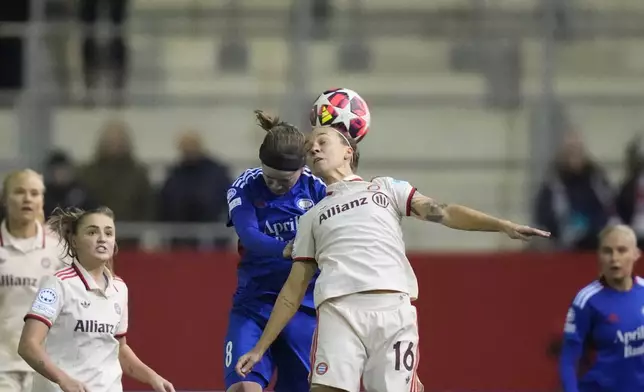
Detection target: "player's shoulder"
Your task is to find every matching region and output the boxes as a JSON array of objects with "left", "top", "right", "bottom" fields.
[
  {"left": 635, "top": 276, "right": 644, "bottom": 288},
  {"left": 370, "top": 176, "right": 410, "bottom": 187},
  {"left": 52, "top": 265, "right": 80, "bottom": 284},
  {"left": 230, "top": 167, "right": 263, "bottom": 190},
  {"left": 301, "top": 167, "right": 326, "bottom": 187},
  {"left": 112, "top": 275, "right": 128, "bottom": 292},
  {"left": 572, "top": 280, "right": 605, "bottom": 309}
]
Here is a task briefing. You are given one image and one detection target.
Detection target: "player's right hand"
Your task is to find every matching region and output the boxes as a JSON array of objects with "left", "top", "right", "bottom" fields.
[
  {"left": 57, "top": 375, "right": 89, "bottom": 392},
  {"left": 235, "top": 349, "right": 264, "bottom": 377},
  {"left": 283, "top": 240, "right": 294, "bottom": 259}
]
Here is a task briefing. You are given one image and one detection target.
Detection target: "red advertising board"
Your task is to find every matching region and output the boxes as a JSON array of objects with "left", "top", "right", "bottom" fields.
[{"left": 115, "top": 251, "right": 624, "bottom": 391}]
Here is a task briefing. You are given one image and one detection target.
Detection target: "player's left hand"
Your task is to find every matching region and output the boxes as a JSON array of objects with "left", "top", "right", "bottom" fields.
[
  {"left": 236, "top": 348, "right": 264, "bottom": 377},
  {"left": 149, "top": 374, "right": 175, "bottom": 392},
  {"left": 502, "top": 222, "right": 551, "bottom": 241}
]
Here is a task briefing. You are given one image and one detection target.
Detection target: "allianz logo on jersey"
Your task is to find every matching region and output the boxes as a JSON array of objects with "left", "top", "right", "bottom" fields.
[
  {"left": 0, "top": 274, "right": 38, "bottom": 287},
  {"left": 318, "top": 197, "right": 368, "bottom": 224},
  {"left": 616, "top": 326, "right": 644, "bottom": 358},
  {"left": 74, "top": 319, "right": 117, "bottom": 334},
  {"left": 264, "top": 216, "right": 300, "bottom": 241}
]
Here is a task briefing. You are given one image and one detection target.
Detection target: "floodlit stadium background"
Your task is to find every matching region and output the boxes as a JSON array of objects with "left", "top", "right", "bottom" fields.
[{"left": 2, "top": 0, "right": 644, "bottom": 390}]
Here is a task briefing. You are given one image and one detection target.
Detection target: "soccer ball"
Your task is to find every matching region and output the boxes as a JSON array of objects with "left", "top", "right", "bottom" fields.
[{"left": 310, "top": 88, "right": 371, "bottom": 143}]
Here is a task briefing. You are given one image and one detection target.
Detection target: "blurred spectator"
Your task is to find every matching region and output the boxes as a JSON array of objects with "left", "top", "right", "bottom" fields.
[
  {"left": 533, "top": 131, "right": 616, "bottom": 251},
  {"left": 79, "top": 119, "right": 154, "bottom": 228},
  {"left": 43, "top": 150, "right": 95, "bottom": 217},
  {"left": 79, "top": 0, "right": 129, "bottom": 105},
  {"left": 616, "top": 136, "right": 644, "bottom": 247},
  {"left": 158, "top": 130, "right": 232, "bottom": 249}
]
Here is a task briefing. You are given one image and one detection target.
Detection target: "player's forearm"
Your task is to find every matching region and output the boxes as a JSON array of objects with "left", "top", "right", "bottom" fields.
[
  {"left": 255, "top": 284, "right": 305, "bottom": 353},
  {"left": 441, "top": 204, "right": 509, "bottom": 232},
  {"left": 18, "top": 340, "right": 69, "bottom": 384},
  {"left": 118, "top": 342, "right": 158, "bottom": 385},
  {"left": 237, "top": 227, "right": 288, "bottom": 258}
]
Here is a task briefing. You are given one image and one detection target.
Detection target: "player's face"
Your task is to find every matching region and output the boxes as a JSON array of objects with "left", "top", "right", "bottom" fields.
[
  {"left": 305, "top": 128, "right": 352, "bottom": 175},
  {"left": 598, "top": 230, "right": 640, "bottom": 281},
  {"left": 74, "top": 213, "right": 116, "bottom": 264},
  {"left": 4, "top": 173, "right": 44, "bottom": 224},
  {"left": 261, "top": 165, "right": 302, "bottom": 195}
]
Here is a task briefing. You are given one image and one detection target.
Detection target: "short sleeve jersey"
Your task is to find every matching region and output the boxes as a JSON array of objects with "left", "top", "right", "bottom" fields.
[
  {"left": 292, "top": 175, "right": 419, "bottom": 307},
  {"left": 25, "top": 261, "right": 128, "bottom": 392},
  {"left": 0, "top": 221, "right": 67, "bottom": 372}
]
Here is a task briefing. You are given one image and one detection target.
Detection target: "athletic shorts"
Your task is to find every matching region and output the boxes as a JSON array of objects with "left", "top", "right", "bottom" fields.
[
  {"left": 223, "top": 304, "right": 316, "bottom": 391},
  {"left": 310, "top": 292, "right": 421, "bottom": 392}
]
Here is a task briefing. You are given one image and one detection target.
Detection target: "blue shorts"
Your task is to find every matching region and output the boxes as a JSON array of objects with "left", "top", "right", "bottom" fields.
[{"left": 223, "top": 303, "right": 316, "bottom": 391}]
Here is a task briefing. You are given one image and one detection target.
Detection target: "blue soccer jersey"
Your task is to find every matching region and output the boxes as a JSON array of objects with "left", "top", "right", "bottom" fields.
[
  {"left": 223, "top": 167, "right": 326, "bottom": 391},
  {"left": 559, "top": 277, "right": 644, "bottom": 392},
  {"left": 226, "top": 167, "right": 326, "bottom": 309}
]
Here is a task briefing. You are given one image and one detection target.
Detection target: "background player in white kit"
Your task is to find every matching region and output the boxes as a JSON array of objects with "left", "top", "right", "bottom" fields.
[
  {"left": 0, "top": 169, "right": 68, "bottom": 392},
  {"left": 17, "top": 206, "right": 175, "bottom": 392},
  {"left": 236, "top": 127, "right": 550, "bottom": 392}
]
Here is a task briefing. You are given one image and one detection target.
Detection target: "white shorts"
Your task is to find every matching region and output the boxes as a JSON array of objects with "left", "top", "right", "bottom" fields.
[
  {"left": 310, "top": 292, "right": 421, "bottom": 392},
  {"left": 0, "top": 372, "right": 33, "bottom": 392}
]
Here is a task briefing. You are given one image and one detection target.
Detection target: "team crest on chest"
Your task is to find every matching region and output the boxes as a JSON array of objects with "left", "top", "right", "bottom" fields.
[
  {"left": 41, "top": 257, "right": 51, "bottom": 268},
  {"left": 114, "top": 303, "right": 121, "bottom": 315},
  {"left": 297, "top": 198, "right": 314, "bottom": 211},
  {"left": 372, "top": 192, "right": 390, "bottom": 208}
]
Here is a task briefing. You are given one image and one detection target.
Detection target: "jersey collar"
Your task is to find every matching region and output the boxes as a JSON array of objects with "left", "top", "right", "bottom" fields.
[
  {"left": 326, "top": 175, "right": 364, "bottom": 196},
  {"left": 0, "top": 220, "right": 46, "bottom": 251},
  {"left": 72, "top": 260, "right": 118, "bottom": 296}
]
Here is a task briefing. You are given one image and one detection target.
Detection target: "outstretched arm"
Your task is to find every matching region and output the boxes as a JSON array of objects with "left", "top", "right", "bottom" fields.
[
  {"left": 409, "top": 192, "right": 550, "bottom": 240},
  {"left": 236, "top": 260, "right": 318, "bottom": 376}
]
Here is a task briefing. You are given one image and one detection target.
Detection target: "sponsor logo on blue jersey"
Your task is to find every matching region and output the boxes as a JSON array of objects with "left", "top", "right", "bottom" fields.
[{"left": 264, "top": 216, "right": 300, "bottom": 241}]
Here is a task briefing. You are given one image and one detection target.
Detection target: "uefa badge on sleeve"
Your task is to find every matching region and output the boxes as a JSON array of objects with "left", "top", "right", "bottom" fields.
[{"left": 114, "top": 303, "right": 121, "bottom": 315}]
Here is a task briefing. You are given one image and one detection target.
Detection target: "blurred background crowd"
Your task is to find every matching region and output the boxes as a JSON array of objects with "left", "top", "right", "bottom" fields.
[{"left": 1, "top": 0, "right": 644, "bottom": 253}]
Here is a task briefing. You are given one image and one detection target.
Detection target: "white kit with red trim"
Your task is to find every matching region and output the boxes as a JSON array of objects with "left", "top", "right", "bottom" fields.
[
  {"left": 292, "top": 175, "right": 422, "bottom": 392},
  {"left": 25, "top": 260, "right": 128, "bottom": 392},
  {"left": 0, "top": 220, "right": 67, "bottom": 373},
  {"left": 292, "top": 175, "right": 419, "bottom": 308}
]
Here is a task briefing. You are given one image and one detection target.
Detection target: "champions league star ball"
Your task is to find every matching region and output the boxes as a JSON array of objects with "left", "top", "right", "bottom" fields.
[{"left": 310, "top": 88, "right": 371, "bottom": 143}]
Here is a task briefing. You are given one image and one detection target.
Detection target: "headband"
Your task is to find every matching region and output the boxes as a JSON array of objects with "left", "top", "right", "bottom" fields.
[
  {"left": 331, "top": 127, "right": 352, "bottom": 146},
  {"left": 259, "top": 142, "right": 305, "bottom": 172}
]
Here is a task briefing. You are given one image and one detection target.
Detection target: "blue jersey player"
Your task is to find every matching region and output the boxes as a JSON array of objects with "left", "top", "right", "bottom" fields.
[
  {"left": 224, "top": 110, "right": 326, "bottom": 392},
  {"left": 560, "top": 224, "right": 644, "bottom": 392}
]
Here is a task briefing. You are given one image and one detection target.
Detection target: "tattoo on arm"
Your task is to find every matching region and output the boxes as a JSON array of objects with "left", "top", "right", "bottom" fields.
[{"left": 411, "top": 198, "right": 448, "bottom": 222}]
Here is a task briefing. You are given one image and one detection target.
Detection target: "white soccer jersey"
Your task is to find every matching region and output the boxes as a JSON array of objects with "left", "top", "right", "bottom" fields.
[
  {"left": 25, "top": 261, "right": 128, "bottom": 392},
  {"left": 292, "top": 175, "right": 419, "bottom": 307},
  {"left": 0, "top": 221, "right": 67, "bottom": 372}
]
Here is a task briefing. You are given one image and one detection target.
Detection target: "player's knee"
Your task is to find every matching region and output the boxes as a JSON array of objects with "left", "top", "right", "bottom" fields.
[
  {"left": 226, "top": 381, "right": 263, "bottom": 392},
  {"left": 310, "top": 383, "right": 349, "bottom": 392}
]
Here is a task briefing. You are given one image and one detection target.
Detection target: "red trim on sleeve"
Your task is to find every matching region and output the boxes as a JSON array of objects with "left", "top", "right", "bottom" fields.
[
  {"left": 115, "top": 332, "right": 127, "bottom": 339},
  {"left": 24, "top": 314, "right": 52, "bottom": 328},
  {"left": 294, "top": 257, "right": 316, "bottom": 262},
  {"left": 406, "top": 188, "right": 417, "bottom": 216}
]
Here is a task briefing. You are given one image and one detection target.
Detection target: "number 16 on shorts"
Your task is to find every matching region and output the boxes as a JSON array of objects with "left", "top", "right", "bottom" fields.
[{"left": 393, "top": 341, "right": 415, "bottom": 372}]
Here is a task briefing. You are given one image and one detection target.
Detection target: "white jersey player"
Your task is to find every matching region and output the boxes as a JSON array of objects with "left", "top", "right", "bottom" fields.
[
  {"left": 17, "top": 206, "right": 175, "bottom": 392},
  {"left": 236, "top": 127, "right": 550, "bottom": 392},
  {"left": 0, "top": 169, "right": 67, "bottom": 392}
]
